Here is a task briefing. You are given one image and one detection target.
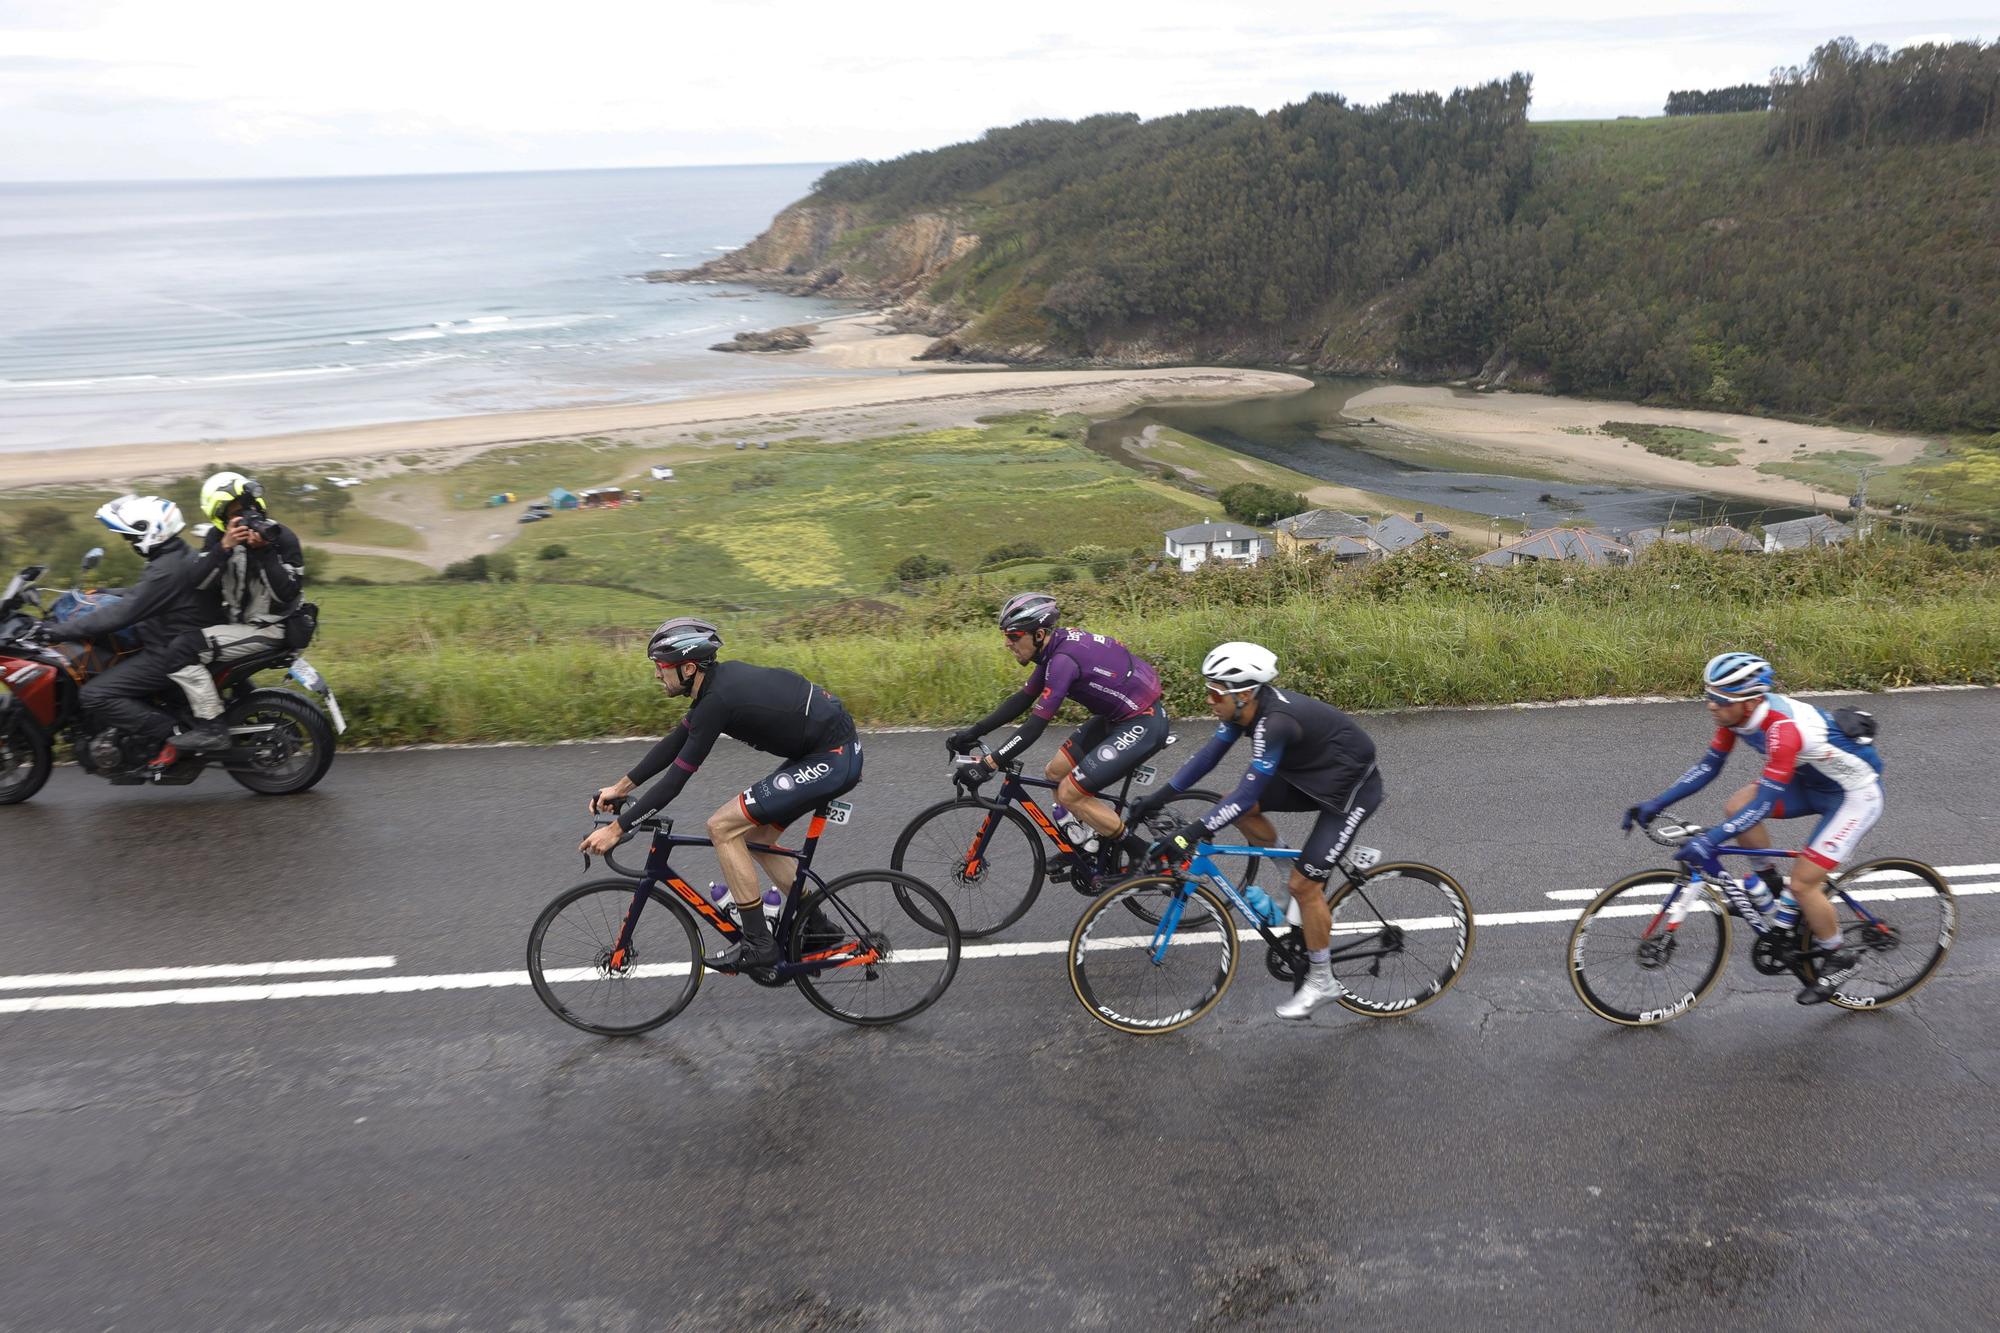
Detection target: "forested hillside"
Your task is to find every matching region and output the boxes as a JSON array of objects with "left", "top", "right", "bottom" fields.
[{"left": 671, "top": 38, "right": 1998, "bottom": 434}]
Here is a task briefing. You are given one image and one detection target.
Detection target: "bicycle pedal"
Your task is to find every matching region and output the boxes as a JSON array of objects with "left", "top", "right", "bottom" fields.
[{"left": 1047, "top": 862, "right": 1072, "bottom": 883}]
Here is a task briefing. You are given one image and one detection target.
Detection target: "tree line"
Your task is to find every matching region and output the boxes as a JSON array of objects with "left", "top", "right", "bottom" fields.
[
  {"left": 1665, "top": 85, "right": 1770, "bottom": 115},
  {"left": 1770, "top": 37, "right": 2000, "bottom": 154}
]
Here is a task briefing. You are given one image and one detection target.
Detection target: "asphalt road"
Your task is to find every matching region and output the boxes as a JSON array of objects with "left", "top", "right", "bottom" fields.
[{"left": 3, "top": 690, "right": 1996, "bottom": 1331}]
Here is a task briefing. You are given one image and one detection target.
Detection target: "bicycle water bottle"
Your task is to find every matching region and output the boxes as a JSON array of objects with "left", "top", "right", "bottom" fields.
[
  {"left": 1772, "top": 890, "right": 1801, "bottom": 931},
  {"left": 1241, "top": 885, "right": 1286, "bottom": 928},
  {"left": 1057, "top": 814, "right": 1099, "bottom": 853},
  {"left": 707, "top": 883, "right": 784, "bottom": 917},
  {"left": 1743, "top": 872, "right": 1777, "bottom": 920}
]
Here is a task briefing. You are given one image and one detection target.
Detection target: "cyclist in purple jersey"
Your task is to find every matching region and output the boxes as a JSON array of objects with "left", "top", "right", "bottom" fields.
[{"left": 946, "top": 591, "right": 1170, "bottom": 862}]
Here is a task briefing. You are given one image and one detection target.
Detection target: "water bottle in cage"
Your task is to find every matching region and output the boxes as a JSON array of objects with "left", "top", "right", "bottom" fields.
[
  {"left": 1744, "top": 872, "right": 1778, "bottom": 919},
  {"left": 1057, "top": 814, "right": 1099, "bottom": 853},
  {"left": 1240, "top": 885, "right": 1287, "bottom": 928},
  {"left": 1772, "top": 891, "right": 1801, "bottom": 931}
]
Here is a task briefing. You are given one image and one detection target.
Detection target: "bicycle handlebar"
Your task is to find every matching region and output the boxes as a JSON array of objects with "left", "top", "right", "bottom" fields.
[{"left": 1641, "top": 818, "right": 1706, "bottom": 849}]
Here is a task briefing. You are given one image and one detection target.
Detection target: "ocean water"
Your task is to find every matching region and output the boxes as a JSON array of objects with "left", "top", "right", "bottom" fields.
[{"left": 0, "top": 165, "right": 866, "bottom": 452}]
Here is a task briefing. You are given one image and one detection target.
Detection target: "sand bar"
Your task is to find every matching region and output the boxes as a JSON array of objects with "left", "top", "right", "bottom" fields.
[
  {"left": 2, "top": 366, "right": 1311, "bottom": 490},
  {"left": 1346, "top": 385, "right": 1935, "bottom": 510}
]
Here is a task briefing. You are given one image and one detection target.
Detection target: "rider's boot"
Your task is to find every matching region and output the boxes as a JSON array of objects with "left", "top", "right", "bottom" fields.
[
  {"left": 175, "top": 719, "right": 230, "bottom": 752},
  {"left": 1275, "top": 960, "right": 1346, "bottom": 1021},
  {"left": 144, "top": 740, "right": 181, "bottom": 770},
  {"left": 1795, "top": 938, "right": 1861, "bottom": 1005},
  {"left": 704, "top": 903, "right": 781, "bottom": 971},
  {"left": 1118, "top": 828, "right": 1156, "bottom": 868},
  {"left": 800, "top": 904, "right": 844, "bottom": 954}
]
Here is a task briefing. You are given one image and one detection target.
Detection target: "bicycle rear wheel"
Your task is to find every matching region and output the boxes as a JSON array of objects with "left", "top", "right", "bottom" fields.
[
  {"left": 1568, "top": 871, "right": 1729, "bottom": 1026},
  {"left": 1818, "top": 857, "right": 1955, "bottom": 1010},
  {"left": 1069, "top": 875, "right": 1238, "bottom": 1035},
  {"left": 1327, "top": 863, "right": 1475, "bottom": 1016},
  {"left": 528, "top": 878, "right": 703, "bottom": 1036},
  {"left": 791, "top": 870, "right": 961, "bottom": 1026},
  {"left": 890, "top": 797, "right": 1043, "bottom": 938}
]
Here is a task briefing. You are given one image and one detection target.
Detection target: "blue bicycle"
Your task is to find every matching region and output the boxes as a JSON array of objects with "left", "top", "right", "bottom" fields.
[
  {"left": 1067, "top": 838, "right": 1475, "bottom": 1034},
  {"left": 1568, "top": 819, "right": 1954, "bottom": 1026}
]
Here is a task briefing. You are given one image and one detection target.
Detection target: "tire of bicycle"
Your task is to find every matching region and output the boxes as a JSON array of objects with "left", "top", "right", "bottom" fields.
[
  {"left": 1113, "top": 788, "right": 1248, "bottom": 930},
  {"left": 889, "top": 796, "right": 1044, "bottom": 938},
  {"left": 1069, "top": 874, "right": 1239, "bottom": 1035},
  {"left": 1816, "top": 857, "right": 1955, "bottom": 1011},
  {"left": 791, "top": 870, "right": 962, "bottom": 1026},
  {"left": 1327, "top": 862, "right": 1476, "bottom": 1017},
  {"left": 1567, "top": 869, "right": 1730, "bottom": 1027},
  {"left": 527, "top": 878, "right": 704, "bottom": 1037}
]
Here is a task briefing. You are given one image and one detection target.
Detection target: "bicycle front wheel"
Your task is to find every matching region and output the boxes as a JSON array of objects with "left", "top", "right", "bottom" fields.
[
  {"left": 528, "top": 878, "right": 703, "bottom": 1036},
  {"left": 1069, "top": 875, "right": 1238, "bottom": 1035},
  {"left": 791, "top": 870, "right": 961, "bottom": 1026},
  {"left": 890, "top": 797, "right": 1043, "bottom": 938},
  {"left": 1327, "top": 863, "right": 1475, "bottom": 1017},
  {"left": 1567, "top": 870, "right": 1728, "bottom": 1026},
  {"left": 1112, "top": 788, "right": 1256, "bottom": 930},
  {"left": 1820, "top": 857, "right": 1955, "bottom": 1010}
]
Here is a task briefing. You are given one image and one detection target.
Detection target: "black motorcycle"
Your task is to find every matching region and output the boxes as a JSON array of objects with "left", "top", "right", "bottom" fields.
[{"left": 0, "top": 550, "right": 343, "bottom": 805}]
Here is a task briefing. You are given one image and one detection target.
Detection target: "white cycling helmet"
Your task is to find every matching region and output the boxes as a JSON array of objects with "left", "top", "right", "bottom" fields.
[
  {"left": 1702, "top": 651, "right": 1774, "bottom": 702},
  {"left": 94, "top": 495, "right": 185, "bottom": 555},
  {"left": 1202, "top": 641, "right": 1278, "bottom": 691}
]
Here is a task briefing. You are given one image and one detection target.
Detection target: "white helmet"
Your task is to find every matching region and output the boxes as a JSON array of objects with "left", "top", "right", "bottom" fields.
[
  {"left": 95, "top": 495, "right": 184, "bottom": 555},
  {"left": 1201, "top": 641, "right": 1278, "bottom": 690}
]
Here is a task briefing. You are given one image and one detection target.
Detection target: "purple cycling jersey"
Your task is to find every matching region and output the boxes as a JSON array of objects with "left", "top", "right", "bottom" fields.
[{"left": 1025, "top": 628, "right": 1162, "bottom": 721}]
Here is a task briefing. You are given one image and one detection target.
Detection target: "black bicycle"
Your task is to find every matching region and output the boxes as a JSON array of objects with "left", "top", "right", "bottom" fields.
[
  {"left": 528, "top": 800, "right": 961, "bottom": 1036},
  {"left": 888, "top": 738, "right": 1260, "bottom": 937}
]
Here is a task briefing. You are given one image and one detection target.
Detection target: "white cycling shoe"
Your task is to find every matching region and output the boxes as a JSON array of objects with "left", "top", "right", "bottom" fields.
[{"left": 1276, "top": 967, "right": 1346, "bottom": 1021}]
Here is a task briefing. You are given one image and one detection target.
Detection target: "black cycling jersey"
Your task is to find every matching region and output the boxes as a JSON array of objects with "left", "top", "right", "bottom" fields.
[
  {"left": 618, "top": 659, "right": 855, "bottom": 829},
  {"left": 1164, "top": 684, "right": 1378, "bottom": 831}
]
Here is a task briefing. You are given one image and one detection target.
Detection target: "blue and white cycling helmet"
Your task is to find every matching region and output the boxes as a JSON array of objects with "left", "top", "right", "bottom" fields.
[
  {"left": 1702, "top": 651, "right": 1774, "bottom": 702},
  {"left": 94, "top": 494, "right": 184, "bottom": 555}
]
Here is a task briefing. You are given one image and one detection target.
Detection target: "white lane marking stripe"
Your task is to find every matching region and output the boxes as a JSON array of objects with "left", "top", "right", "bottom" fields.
[
  {"left": 4, "top": 883, "right": 1994, "bottom": 1015},
  {"left": 0, "top": 956, "right": 397, "bottom": 993},
  {"left": 1546, "top": 864, "right": 2000, "bottom": 900}
]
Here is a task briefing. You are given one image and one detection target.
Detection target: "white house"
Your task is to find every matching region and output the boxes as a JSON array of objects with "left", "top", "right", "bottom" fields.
[
  {"left": 1162, "top": 520, "right": 1271, "bottom": 573},
  {"left": 649, "top": 465, "right": 676, "bottom": 481}
]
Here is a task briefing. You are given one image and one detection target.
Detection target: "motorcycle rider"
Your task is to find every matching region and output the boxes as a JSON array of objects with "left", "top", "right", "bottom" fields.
[
  {"left": 37, "top": 495, "right": 222, "bottom": 769},
  {"left": 165, "top": 472, "right": 307, "bottom": 751}
]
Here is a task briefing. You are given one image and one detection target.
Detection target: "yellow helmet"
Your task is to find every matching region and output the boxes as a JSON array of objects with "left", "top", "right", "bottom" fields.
[{"left": 199, "top": 471, "right": 264, "bottom": 527}]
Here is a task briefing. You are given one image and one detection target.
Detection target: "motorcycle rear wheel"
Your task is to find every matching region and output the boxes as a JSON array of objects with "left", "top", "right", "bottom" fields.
[{"left": 225, "top": 691, "right": 336, "bottom": 795}]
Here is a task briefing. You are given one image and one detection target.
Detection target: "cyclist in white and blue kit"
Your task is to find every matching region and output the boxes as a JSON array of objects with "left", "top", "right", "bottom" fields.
[{"left": 1623, "top": 652, "right": 1884, "bottom": 1004}]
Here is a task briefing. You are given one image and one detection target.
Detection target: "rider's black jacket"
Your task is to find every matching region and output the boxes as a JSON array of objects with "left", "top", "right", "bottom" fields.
[
  {"left": 617, "top": 659, "right": 855, "bottom": 830},
  {"left": 43, "top": 538, "right": 222, "bottom": 650},
  {"left": 189, "top": 521, "right": 305, "bottom": 623}
]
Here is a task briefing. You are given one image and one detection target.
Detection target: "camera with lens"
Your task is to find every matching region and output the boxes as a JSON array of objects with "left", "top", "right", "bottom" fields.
[{"left": 234, "top": 510, "right": 277, "bottom": 539}]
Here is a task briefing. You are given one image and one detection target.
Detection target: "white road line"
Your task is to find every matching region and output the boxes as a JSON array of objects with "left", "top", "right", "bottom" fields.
[
  {"left": 0, "top": 956, "right": 397, "bottom": 993},
  {"left": 1545, "top": 864, "right": 2000, "bottom": 900},
  {"left": 3, "top": 877, "right": 1992, "bottom": 1016}
]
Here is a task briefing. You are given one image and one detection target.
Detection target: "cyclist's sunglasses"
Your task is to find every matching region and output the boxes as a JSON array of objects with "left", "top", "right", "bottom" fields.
[
  {"left": 1205, "top": 681, "right": 1254, "bottom": 700},
  {"left": 1004, "top": 629, "right": 1035, "bottom": 641}
]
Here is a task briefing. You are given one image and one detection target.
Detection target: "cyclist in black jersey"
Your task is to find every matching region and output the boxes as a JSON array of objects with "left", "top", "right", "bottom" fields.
[
  {"left": 580, "top": 617, "right": 861, "bottom": 969},
  {"left": 1128, "top": 641, "right": 1384, "bottom": 1020}
]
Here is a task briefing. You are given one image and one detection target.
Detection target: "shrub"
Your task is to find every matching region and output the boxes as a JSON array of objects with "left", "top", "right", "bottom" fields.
[
  {"left": 440, "top": 555, "right": 490, "bottom": 582},
  {"left": 895, "top": 553, "right": 952, "bottom": 581},
  {"left": 538, "top": 543, "right": 569, "bottom": 561},
  {"left": 982, "top": 541, "right": 1044, "bottom": 565},
  {"left": 1046, "top": 564, "right": 1077, "bottom": 585},
  {"left": 1219, "top": 483, "right": 1307, "bottom": 526},
  {"left": 487, "top": 553, "right": 519, "bottom": 583}
]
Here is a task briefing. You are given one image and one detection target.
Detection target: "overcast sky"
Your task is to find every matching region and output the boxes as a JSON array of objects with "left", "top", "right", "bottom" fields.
[{"left": 0, "top": 0, "right": 1988, "bottom": 182}]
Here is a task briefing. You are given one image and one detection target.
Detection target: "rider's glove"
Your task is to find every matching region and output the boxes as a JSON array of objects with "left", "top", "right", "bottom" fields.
[
  {"left": 1126, "top": 790, "right": 1169, "bottom": 825},
  {"left": 1672, "top": 833, "right": 1720, "bottom": 871},
  {"left": 957, "top": 762, "right": 993, "bottom": 788},
  {"left": 945, "top": 730, "right": 979, "bottom": 756},
  {"left": 1621, "top": 798, "right": 1664, "bottom": 833},
  {"left": 1158, "top": 821, "right": 1206, "bottom": 862}
]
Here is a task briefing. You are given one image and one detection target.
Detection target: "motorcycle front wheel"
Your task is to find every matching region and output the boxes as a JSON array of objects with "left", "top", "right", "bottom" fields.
[{"left": 0, "top": 705, "right": 52, "bottom": 805}]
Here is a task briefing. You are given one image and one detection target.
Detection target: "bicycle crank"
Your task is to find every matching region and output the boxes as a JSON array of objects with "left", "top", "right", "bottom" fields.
[{"left": 1750, "top": 930, "right": 1802, "bottom": 977}]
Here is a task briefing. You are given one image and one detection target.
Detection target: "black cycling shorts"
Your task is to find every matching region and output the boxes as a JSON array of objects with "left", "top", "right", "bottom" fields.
[
  {"left": 1257, "top": 768, "right": 1385, "bottom": 882},
  {"left": 1060, "top": 703, "right": 1170, "bottom": 794},
  {"left": 740, "top": 740, "right": 863, "bottom": 829}
]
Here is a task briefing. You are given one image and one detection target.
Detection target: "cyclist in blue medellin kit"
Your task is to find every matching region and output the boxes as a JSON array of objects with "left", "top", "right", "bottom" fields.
[{"left": 1129, "top": 641, "right": 1384, "bottom": 1021}]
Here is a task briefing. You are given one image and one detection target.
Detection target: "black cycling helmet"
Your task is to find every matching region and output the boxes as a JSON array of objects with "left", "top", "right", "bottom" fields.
[
  {"left": 998, "top": 591, "right": 1060, "bottom": 634},
  {"left": 647, "top": 616, "right": 722, "bottom": 665}
]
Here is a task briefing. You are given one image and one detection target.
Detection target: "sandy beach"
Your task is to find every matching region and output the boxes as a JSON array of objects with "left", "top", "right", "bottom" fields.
[
  {"left": 1345, "top": 385, "right": 1933, "bottom": 510},
  {"left": 0, "top": 359, "right": 1309, "bottom": 490}
]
